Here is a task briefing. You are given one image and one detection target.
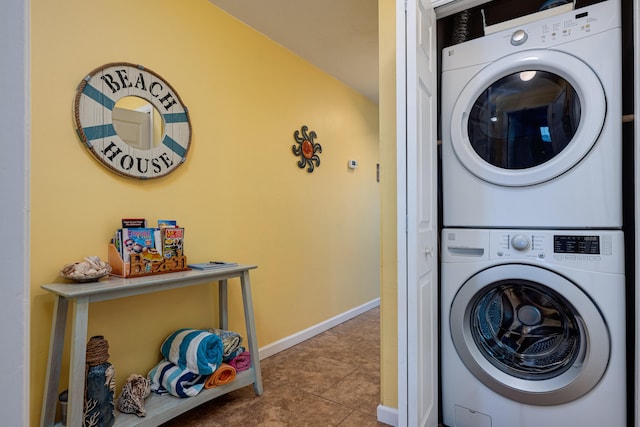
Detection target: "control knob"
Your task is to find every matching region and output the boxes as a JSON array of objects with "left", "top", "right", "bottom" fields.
[{"left": 511, "top": 234, "right": 530, "bottom": 251}]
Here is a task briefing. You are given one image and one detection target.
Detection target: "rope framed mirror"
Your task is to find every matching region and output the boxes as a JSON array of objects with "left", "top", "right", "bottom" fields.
[{"left": 73, "top": 62, "right": 191, "bottom": 179}]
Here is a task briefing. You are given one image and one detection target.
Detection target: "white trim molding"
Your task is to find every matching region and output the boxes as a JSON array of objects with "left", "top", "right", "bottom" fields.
[
  {"left": 258, "top": 298, "right": 380, "bottom": 360},
  {"left": 377, "top": 404, "right": 399, "bottom": 426}
]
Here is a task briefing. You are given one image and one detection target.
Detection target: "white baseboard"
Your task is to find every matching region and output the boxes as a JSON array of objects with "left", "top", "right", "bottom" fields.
[
  {"left": 258, "top": 298, "right": 380, "bottom": 360},
  {"left": 377, "top": 404, "right": 399, "bottom": 426}
]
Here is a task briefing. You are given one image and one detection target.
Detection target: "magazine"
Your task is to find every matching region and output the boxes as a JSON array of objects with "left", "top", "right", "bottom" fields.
[
  {"left": 121, "top": 218, "right": 147, "bottom": 228},
  {"left": 162, "top": 227, "right": 184, "bottom": 258},
  {"left": 122, "top": 228, "right": 161, "bottom": 262},
  {"left": 188, "top": 261, "right": 238, "bottom": 270},
  {"left": 158, "top": 219, "right": 178, "bottom": 228}
]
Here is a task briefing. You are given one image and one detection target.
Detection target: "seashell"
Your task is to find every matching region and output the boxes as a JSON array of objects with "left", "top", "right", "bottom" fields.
[
  {"left": 117, "top": 374, "right": 151, "bottom": 417},
  {"left": 84, "top": 255, "right": 107, "bottom": 270},
  {"left": 60, "top": 256, "right": 112, "bottom": 283}
]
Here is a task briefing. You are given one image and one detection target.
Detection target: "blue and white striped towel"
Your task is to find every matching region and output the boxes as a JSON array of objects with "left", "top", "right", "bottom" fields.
[
  {"left": 148, "top": 359, "right": 206, "bottom": 398},
  {"left": 160, "top": 328, "right": 223, "bottom": 375}
]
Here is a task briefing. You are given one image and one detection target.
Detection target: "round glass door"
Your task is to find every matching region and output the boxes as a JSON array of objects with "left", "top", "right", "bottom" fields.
[
  {"left": 468, "top": 71, "right": 580, "bottom": 170},
  {"left": 450, "top": 264, "right": 610, "bottom": 405},
  {"left": 471, "top": 280, "right": 581, "bottom": 381},
  {"left": 450, "top": 50, "right": 606, "bottom": 187}
]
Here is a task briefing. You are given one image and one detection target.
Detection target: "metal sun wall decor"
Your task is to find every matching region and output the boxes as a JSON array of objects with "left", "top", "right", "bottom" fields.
[{"left": 292, "top": 125, "right": 322, "bottom": 173}]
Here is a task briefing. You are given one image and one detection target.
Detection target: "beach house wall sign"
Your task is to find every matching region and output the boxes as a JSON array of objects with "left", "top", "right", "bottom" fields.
[{"left": 74, "top": 62, "right": 192, "bottom": 179}]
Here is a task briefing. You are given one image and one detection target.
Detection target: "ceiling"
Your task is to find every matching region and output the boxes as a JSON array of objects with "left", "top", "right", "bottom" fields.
[{"left": 208, "top": 0, "right": 379, "bottom": 103}]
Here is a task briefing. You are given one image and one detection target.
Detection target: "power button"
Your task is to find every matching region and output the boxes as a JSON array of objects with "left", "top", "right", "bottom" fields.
[{"left": 511, "top": 29, "right": 528, "bottom": 46}]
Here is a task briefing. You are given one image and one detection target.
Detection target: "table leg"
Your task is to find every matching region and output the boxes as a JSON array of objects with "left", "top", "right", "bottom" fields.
[
  {"left": 40, "top": 296, "right": 69, "bottom": 427},
  {"left": 239, "top": 270, "right": 263, "bottom": 395},
  {"left": 218, "top": 279, "right": 228, "bottom": 330},
  {"left": 67, "top": 297, "right": 89, "bottom": 427}
]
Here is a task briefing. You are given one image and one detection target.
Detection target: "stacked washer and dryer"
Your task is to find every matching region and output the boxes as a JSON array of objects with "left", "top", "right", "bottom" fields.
[{"left": 440, "top": 1, "right": 626, "bottom": 426}]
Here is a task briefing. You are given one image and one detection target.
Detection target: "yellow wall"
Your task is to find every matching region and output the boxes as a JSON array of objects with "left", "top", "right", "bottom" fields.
[
  {"left": 30, "top": 0, "right": 380, "bottom": 424},
  {"left": 379, "top": 0, "right": 399, "bottom": 409}
]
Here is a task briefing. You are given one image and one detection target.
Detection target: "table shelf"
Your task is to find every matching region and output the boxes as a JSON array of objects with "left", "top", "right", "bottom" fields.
[{"left": 40, "top": 265, "right": 262, "bottom": 427}]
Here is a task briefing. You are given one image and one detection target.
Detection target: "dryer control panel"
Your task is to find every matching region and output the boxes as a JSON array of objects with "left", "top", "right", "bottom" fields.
[
  {"left": 441, "top": 0, "right": 620, "bottom": 71},
  {"left": 442, "top": 228, "right": 624, "bottom": 274}
]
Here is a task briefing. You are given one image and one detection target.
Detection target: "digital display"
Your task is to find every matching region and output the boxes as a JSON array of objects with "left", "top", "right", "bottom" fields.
[{"left": 554, "top": 235, "right": 600, "bottom": 254}]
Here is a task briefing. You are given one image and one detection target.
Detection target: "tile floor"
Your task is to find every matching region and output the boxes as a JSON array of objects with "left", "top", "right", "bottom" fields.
[{"left": 161, "top": 306, "right": 388, "bottom": 426}]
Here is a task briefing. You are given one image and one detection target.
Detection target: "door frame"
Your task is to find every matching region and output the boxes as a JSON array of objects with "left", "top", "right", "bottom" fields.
[
  {"left": 396, "top": 0, "right": 410, "bottom": 421},
  {"left": 0, "top": 0, "right": 30, "bottom": 425},
  {"left": 634, "top": 0, "right": 639, "bottom": 424},
  {"left": 397, "top": 0, "right": 439, "bottom": 426}
]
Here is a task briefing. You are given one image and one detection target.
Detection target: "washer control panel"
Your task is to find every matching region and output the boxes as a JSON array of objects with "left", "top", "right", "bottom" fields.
[
  {"left": 490, "top": 229, "right": 623, "bottom": 273},
  {"left": 442, "top": 228, "right": 624, "bottom": 274},
  {"left": 491, "top": 231, "right": 613, "bottom": 260}
]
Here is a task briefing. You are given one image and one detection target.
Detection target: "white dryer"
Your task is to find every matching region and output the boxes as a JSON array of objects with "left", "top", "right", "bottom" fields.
[
  {"left": 441, "top": 0, "right": 622, "bottom": 229},
  {"left": 440, "top": 228, "right": 626, "bottom": 427}
]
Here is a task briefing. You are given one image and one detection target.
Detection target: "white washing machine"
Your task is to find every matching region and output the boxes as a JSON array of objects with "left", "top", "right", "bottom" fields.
[
  {"left": 441, "top": 0, "right": 622, "bottom": 229},
  {"left": 441, "top": 228, "right": 626, "bottom": 427}
]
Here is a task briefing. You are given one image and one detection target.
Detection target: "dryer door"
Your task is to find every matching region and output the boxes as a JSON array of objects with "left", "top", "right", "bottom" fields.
[
  {"left": 450, "top": 263, "right": 610, "bottom": 405},
  {"left": 450, "top": 50, "right": 606, "bottom": 186}
]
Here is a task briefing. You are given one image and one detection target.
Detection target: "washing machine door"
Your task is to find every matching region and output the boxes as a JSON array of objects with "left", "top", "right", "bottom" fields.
[
  {"left": 450, "top": 50, "right": 606, "bottom": 186},
  {"left": 450, "top": 264, "right": 610, "bottom": 405}
]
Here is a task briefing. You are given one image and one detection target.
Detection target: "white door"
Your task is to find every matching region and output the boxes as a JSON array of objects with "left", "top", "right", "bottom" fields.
[
  {"left": 397, "top": 0, "right": 438, "bottom": 425},
  {"left": 112, "top": 106, "right": 152, "bottom": 150}
]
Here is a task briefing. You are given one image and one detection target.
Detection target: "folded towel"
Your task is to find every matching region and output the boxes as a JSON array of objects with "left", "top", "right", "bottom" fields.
[
  {"left": 161, "top": 329, "right": 223, "bottom": 375},
  {"left": 148, "top": 360, "right": 206, "bottom": 398},
  {"left": 223, "top": 346, "right": 245, "bottom": 363},
  {"left": 204, "top": 363, "right": 237, "bottom": 389},
  {"left": 208, "top": 328, "right": 243, "bottom": 360},
  {"left": 228, "top": 351, "right": 252, "bottom": 372}
]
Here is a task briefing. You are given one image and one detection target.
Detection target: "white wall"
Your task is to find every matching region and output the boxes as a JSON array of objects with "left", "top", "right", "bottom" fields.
[{"left": 0, "top": 0, "right": 30, "bottom": 425}]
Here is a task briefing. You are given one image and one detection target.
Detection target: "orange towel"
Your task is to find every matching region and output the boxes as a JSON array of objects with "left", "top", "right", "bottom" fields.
[{"left": 204, "top": 363, "right": 236, "bottom": 389}]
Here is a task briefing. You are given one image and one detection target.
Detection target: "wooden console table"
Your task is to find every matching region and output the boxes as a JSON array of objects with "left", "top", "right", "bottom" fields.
[{"left": 40, "top": 265, "right": 262, "bottom": 427}]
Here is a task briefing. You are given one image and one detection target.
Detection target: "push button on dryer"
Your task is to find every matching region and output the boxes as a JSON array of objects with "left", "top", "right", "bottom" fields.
[{"left": 511, "top": 29, "right": 528, "bottom": 46}]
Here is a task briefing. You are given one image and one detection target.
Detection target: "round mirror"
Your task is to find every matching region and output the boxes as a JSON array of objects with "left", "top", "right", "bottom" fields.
[
  {"left": 73, "top": 62, "right": 191, "bottom": 179},
  {"left": 112, "top": 96, "right": 165, "bottom": 150}
]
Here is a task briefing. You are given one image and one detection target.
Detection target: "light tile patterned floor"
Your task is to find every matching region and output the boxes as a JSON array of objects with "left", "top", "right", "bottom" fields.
[{"left": 160, "top": 307, "right": 387, "bottom": 426}]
